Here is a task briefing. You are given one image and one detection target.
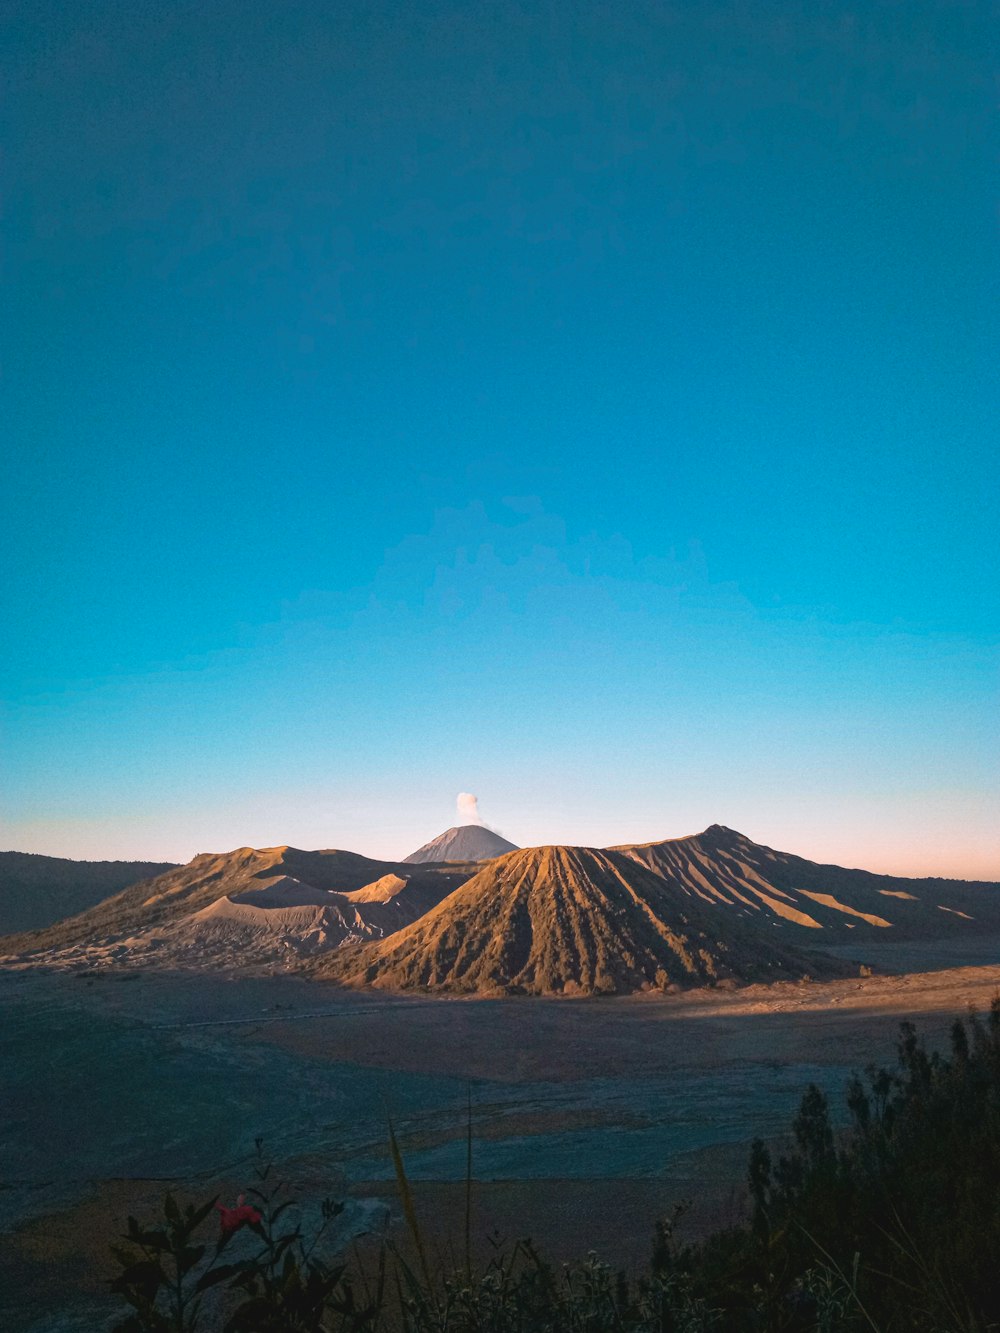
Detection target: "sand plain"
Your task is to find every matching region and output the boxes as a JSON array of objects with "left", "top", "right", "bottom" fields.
[{"left": 3, "top": 939, "right": 1000, "bottom": 1330}]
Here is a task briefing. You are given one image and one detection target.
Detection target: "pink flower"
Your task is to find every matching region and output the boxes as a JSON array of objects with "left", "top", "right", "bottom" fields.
[{"left": 216, "top": 1194, "right": 262, "bottom": 1239}]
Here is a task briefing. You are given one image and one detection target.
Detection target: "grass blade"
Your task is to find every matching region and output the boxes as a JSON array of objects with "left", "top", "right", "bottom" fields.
[
  {"left": 387, "top": 1114, "right": 432, "bottom": 1293},
  {"left": 464, "top": 1083, "right": 473, "bottom": 1283}
]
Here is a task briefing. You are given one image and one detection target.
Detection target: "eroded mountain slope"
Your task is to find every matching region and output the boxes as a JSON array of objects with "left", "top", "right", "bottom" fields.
[
  {"left": 0, "top": 846, "right": 468, "bottom": 969},
  {"left": 614, "top": 825, "right": 1000, "bottom": 941},
  {"left": 5, "top": 825, "right": 996, "bottom": 987},
  {"left": 317, "top": 844, "right": 849, "bottom": 994}
]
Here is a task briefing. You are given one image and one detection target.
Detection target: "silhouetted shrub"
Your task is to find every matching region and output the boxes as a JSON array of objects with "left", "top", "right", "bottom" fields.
[{"left": 657, "top": 998, "right": 1000, "bottom": 1329}]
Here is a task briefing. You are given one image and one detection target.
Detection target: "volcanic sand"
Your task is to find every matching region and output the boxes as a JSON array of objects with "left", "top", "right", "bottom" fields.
[{"left": 4, "top": 948, "right": 1000, "bottom": 1329}]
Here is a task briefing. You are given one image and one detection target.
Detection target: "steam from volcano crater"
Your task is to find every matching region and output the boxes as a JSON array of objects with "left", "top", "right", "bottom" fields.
[{"left": 457, "top": 792, "right": 483, "bottom": 825}]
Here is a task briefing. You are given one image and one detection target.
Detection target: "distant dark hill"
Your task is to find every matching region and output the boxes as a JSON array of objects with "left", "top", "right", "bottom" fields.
[
  {"left": 0, "top": 851, "right": 177, "bottom": 934},
  {"left": 317, "top": 843, "right": 848, "bottom": 995},
  {"left": 0, "top": 845, "right": 468, "bottom": 968},
  {"left": 403, "top": 825, "right": 519, "bottom": 864},
  {"left": 613, "top": 825, "right": 1000, "bottom": 942}
]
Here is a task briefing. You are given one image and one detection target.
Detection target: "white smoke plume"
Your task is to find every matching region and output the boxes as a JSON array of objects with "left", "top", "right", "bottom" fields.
[{"left": 457, "top": 792, "right": 483, "bottom": 825}]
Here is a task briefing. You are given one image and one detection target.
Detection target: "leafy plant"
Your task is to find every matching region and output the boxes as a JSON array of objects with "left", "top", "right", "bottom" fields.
[
  {"left": 219, "top": 1142, "right": 375, "bottom": 1332},
  {"left": 109, "top": 1142, "right": 376, "bottom": 1332},
  {"left": 110, "top": 1192, "right": 222, "bottom": 1333}
]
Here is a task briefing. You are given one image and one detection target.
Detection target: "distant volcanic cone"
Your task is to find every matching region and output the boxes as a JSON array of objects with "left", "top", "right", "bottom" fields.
[
  {"left": 316, "top": 843, "right": 847, "bottom": 995},
  {"left": 403, "top": 825, "right": 519, "bottom": 865}
]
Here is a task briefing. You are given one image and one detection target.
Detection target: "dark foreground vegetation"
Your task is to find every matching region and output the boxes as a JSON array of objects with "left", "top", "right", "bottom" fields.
[{"left": 107, "top": 1002, "right": 1000, "bottom": 1332}]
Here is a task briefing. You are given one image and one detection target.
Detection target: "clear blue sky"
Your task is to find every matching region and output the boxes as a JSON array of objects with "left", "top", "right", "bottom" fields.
[{"left": 3, "top": 0, "right": 997, "bottom": 875}]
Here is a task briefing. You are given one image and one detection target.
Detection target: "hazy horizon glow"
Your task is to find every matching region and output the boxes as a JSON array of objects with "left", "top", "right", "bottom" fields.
[{"left": 4, "top": 2, "right": 997, "bottom": 879}]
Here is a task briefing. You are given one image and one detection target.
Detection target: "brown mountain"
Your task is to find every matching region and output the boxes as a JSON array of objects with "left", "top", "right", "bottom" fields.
[
  {"left": 316, "top": 825, "right": 1000, "bottom": 995},
  {"left": 613, "top": 825, "right": 1000, "bottom": 941},
  {"left": 0, "top": 851, "right": 178, "bottom": 934},
  {"left": 315, "top": 843, "right": 850, "bottom": 995},
  {"left": 5, "top": 825, "right": 996, "bottom": 987},
  {"left": 0, "top": 845, "right": 468, "bottom": 969},
  {"left": 403, "top": 825, "right": 519, "bottom": 864}
]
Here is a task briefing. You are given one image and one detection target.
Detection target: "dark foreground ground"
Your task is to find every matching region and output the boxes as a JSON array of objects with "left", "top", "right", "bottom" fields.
[{"left": 3, "top": 935, "right": 1000, "bottom": 1331}]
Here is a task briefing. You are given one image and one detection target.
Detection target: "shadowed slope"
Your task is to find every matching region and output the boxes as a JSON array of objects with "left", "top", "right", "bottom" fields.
[
  {"left": 403, "top": 825, "right": 519, "bottom": 864},
  {"left": 2, "top": 847, "right": 331, "bottom": 952},
  {"left": 614, "top": 825, "right": 1000, "bottom": 941},
  {"left": 316, "top": 844, "right": 847, "bottom": 995},
  {"left": 0, "top": 852, "right": 177, "bottom": 934}
]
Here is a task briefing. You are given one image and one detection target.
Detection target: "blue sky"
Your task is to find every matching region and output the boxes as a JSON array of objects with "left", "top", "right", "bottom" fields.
[{"left": 3, "top": 0, "right": 997, "bottom": 874}]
